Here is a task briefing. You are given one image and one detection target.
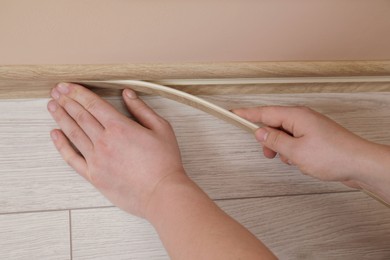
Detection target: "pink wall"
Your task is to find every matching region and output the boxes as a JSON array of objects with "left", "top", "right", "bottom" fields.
[{"left": 1, "top": 0, "right": 389, "bottom": 64}]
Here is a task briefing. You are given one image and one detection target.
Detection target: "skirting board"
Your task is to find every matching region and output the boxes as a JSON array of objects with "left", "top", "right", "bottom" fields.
[{"left": 1, "top": 61, "right": 390, "bottom": 98}]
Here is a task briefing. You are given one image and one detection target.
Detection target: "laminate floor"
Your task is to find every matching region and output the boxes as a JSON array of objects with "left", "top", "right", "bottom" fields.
[{"left": 1, "top": 92, "right": 389, "bottom": 259}]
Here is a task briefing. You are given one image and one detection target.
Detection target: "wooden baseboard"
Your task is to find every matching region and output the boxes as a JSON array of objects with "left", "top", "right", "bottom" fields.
[{"left": 1, "top": 61, "right": 390, "bottom": 98}]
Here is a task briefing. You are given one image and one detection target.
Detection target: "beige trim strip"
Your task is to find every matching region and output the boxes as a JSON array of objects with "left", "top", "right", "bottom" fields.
[{"left": 80, "top": 80, "right": 260, "bottom": 133}]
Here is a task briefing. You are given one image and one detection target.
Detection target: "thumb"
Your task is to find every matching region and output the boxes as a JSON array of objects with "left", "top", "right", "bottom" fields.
[{"left": 255, "top": 127, "right": 296, "bottom": 158}]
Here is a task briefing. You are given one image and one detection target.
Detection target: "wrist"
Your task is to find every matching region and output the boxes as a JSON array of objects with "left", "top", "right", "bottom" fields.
[
  {"left": 353, "top": 142, "right": 390, "bottom": 181},
  {"left": 352, "top": 142, "right": 390, "bottom": 203},
  {"left": 144, "top": 171, "right": 204, "bottom": 224}
]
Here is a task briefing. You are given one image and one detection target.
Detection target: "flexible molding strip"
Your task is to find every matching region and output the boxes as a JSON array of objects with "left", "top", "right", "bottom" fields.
[{"left": 80, "top": 80, "right": 260, "bottom": 133}]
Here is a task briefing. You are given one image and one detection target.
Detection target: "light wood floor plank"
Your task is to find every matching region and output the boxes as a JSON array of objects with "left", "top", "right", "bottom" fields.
[
  {"left": 0, "top": 211, "right": 70, "bottom": 260},
  {"left": 1, "top": 92, "right": 389, "bottom": 213},
  {"left": 71, "top": 208, "right": 165, "bottom": 260},
  {"left": 71, "top": 192, "right": 390, "bottom": 260},
  {"left": 219, "top": 192, "right": 390, "bottom": 259}
]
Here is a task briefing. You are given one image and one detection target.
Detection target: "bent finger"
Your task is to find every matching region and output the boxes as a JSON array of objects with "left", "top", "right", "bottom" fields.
[
  {"left": 279, "top": 154, "right": 293, "bottom": 166},
  {"left": 263, "top": 146, "right": 277, "bottom": 159},
  {"left": 255, "top": 127, "right": 296, "bottom": 159},
  {"left": 233, "top": 106, "right": 313, "bottom": 135}
]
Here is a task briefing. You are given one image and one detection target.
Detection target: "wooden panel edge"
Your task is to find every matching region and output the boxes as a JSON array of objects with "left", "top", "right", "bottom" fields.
[
  {"left": 1, "top": 61, "right": 390, "bottom": 99},
  {"left": 1, "top": 61, "right": 390, "bottom": 81}
]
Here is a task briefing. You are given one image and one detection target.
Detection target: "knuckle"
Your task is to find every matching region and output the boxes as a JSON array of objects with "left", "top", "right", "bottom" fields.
[
  {"left": 157, "top": 118, "right": 174, "bottom": 133},
  {"left": 158, "top": 117, "right": 171, "bottom": 128},
  {"left": 85, "top": 99, "right": 99, "bottom": 112},
  {"left": 71, "top": 84, "right": 83, "bottom": 94},
  {"left": 133, "top": 102, "right": 150, "bottom": 115},
  {"left": 57, "top": 96, "right": 66, "bottom": 107},
  {"left": 57, "top": 142, "right": 66, "bottom": 154},
  {"left": 289, "top": 143, "right": 304, "bottom": 164},
  {"left": 107, "top": 119, "right": 126, "bottom": 134},
  {"left": 289, "top": 150, "right": 300, "bottom": 164},
  {"left": 63, "top": 153, "right": 77, "bottom": 167},
  {"left": 280, "top": 156, "right": 289, "bottom": 164},
  {"left": 74, "top": 110, "right": 87, "bottom": 123},
  {"left": 88, "top": 172, "right": 106, "bottom": 189},
  {"left": 268, "top": 130, "right": 282, "bottom": 147},
  {"left": 88, "top": 173, "right": 98, "bottom": 185},
  {"left": 68, "top": 129, "right": 80, "bottom": 140},
  {"left": 95, "top": 137, "right": 108, "bottom": 150},
  {"left": 267, "top": 106, "right": 279, "bottom": 113},
  {"left": 62, "top": 100, "right": 72, "bottom": 112}
]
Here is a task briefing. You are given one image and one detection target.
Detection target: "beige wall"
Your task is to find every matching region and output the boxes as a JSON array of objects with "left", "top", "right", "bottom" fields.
[{"left": 1, "top": 0, "right": 389, "bottom": 64}]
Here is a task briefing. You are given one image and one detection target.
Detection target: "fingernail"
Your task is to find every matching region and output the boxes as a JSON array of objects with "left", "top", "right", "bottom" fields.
[
  {"left": 57, "top": 83, "right": 70, "bottom": 94},
  {"left": 255, "top": 128, "right": 268, "bottom": 142},
  {"left": 47, "top": 101, "right": 57, "bottom": 112},
  {"left": 125, "top": 89, "right": 137, "bottom": 99},
  {"left": 51, "top": 88, "right": 60, "bottom": 100},
  {"left": 51, "top": 131, "right": 58, "bottom": 141}
]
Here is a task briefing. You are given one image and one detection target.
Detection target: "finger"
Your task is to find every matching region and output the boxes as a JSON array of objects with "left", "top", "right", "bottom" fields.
[
  {"left": 279, "top": 154, "right": 293, "bottom": 165},
  {"left": 50, "top": 129, "right": 89, "bottom": 180},
  {"left": 263, "top": 146, "right": 277, "bottom": 159},
  {"left": 255, "top": 127, "right": 296, "bottom": 159},
  {"left": 48, "top": 99, "right": 93, "bottom": 155},
  {"left": 54, "top": 91, "right": 104, "bottom": 142},
  {"left": 55, "top": 82, "right": 125, "bottom": 126},
  {"left": 122, "top": 88, "right": 166, "bottom": 130},
  {"left": 233, "top": 106, "right": 312, "bottom": 135}
]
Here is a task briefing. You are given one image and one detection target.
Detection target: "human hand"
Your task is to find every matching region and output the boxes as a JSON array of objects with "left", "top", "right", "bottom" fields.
[
  {"left": 47, "top": 83, "right": 186, "bottom": 218},
  {"left": 232, "top": 106, "right": 385, "bottom": 186}
]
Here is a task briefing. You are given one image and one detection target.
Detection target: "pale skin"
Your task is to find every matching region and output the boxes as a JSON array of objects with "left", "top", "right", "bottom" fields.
[{"left": 48, "top": 82, "right": 390, "bottom": 259}]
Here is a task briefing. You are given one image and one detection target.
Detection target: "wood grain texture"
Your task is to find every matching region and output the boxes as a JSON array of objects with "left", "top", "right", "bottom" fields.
[
  {"left": 0, "top": 211, "right": 70, "bottom": 259},
  {"left": 70, "top": 192, "right": 390, "bottom": 260},
  {"left": 1, "top": 92, "right": 389, "bottom": 214},
  {"left": 220, "top": 192, "right": 390, "bottom": 259},
  {"left": 2, "top": 62, "right": 390, "bottom": 80},
  {"left": 1, "top": 61, "right": 390, "bottom": 98},
  {"left": 71, "top": 209, "right": 165, "bottom": 260}
]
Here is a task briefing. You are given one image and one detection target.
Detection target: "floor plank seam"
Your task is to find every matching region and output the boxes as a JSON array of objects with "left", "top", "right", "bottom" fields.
[
  {"left": 213, "top": 190, "right": 360, "bottom": 202},
  {"left": 0, "top": 206, "right": 115, "bottom": 216},
  {"left": 69, "top": 210, "right": 73, "bottom": 260},
  {"left": 0, "top": 190, "right": 361, "bottom": 216}
]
